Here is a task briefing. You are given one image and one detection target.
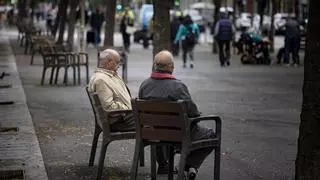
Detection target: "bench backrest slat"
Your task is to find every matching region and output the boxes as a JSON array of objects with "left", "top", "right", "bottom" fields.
[{"left": 133, "top": 99, "right": 188, "bottom": 143}]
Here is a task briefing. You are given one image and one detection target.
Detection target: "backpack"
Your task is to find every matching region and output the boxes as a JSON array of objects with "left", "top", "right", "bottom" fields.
[{"left": 185, "top": 25, "right": 196, "bottom": 45}]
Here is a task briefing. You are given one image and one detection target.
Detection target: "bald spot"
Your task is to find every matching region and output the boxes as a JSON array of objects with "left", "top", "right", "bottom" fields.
[
  {"left": 105, "top": 49, "right": 121, "bottom": 63},
  {"left": 154, "top": 50, "right": 174, "bottom": 67}
]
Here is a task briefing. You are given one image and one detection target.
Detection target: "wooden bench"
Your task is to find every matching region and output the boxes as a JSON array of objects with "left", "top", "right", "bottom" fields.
[{"left": 130, "top": 99, "right": 222, "bottom": 180}]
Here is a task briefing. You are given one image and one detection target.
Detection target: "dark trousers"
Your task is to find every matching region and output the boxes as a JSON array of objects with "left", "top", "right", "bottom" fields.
[
  {"left": 182, "top": 41, "right": 195, "bottom": 65},
  {"left": 93, "top": 27, "right": 101, "bottom": 46},
  {"left": 122, "top": 32, "right": 131, "bottom": 50},
  {"left": 171, "top": 42, "right": 180, "bottom": 57},
  {"left": 156, "top": 125, "right": 215, "bottom": 170},
  {"left": 218, "top": 40, "right": 231, "bottom": 66},
  {"left": 110, "top": 113, "right": 135, "bottom": 132},
  {"left": 284, "top": 37, "right": 299, "bottom": 64}
]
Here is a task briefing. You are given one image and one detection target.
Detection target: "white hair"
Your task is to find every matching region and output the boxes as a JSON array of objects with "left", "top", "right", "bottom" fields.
[{"left": 99, "top": 49, "right": 120, "bottom": 67}]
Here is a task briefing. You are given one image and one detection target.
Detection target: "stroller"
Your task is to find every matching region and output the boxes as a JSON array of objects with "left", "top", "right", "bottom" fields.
[{"left": 237, "top": 32, "right": 271, "bottom": 65}]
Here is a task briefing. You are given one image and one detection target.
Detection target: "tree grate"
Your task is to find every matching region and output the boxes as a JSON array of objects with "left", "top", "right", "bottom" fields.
[{"left": 0, "top": 169, "right": 25, "bottom": 179}]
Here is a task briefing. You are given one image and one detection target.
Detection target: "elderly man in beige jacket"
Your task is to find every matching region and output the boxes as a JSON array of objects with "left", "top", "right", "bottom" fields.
[{"left": 88, "top": 48, "right": 135, "bottom": 131}]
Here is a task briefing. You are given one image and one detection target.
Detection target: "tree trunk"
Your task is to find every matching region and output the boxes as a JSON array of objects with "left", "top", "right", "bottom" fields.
[
  {"left": 104, "top": 0, "right": 116, "bottom": 47},
  {"left": 67, "top": 0, "right": 78, "bottom": 51},
  {"left": 212, "top": 0, "right": 221, "bottom": 54},
  {"left": 153, "top": 0, "right": 171, "bottom": 56},
  {"left": 232, "top": 0, "right": 237, "bottom": 26},
  {"left": 57, "top": 0, "right": 69, "bottom": 43},
  {"left": 30, "top": 0, "right": 36, "bottom": 24},
  {"left": 79, "top": 0, "right": 86, "bottom": 52},
  {"left": 295, "top": 0, "right": 300, "bottom": 21},
  {"left": 268, "top": 0, "right": 276, "bottom": 53},
  {"left": 18, "top": 0, "right": 28, "bottom": 22},
  {"left": 53, "top": 0, "right": 63, "bottom": 37},
  {"left": 295, "top": 0, "right": 320, "bottom": 179},
  {"left": 258, "top": 0, "right": 267, "bottom": 33}
]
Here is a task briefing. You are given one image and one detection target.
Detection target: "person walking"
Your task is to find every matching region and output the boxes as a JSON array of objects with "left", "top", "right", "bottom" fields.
[
  {"left": 90, "top": 6, "right": 105, "bottom": 47},
  {"left": 214, "top": 12, "right": 235, "bottom": 67},
  {"left": 174, "top": 15, "right": 200, "bottom": 68},
  {"left": 283, "top": 15, "right": 300, "bottom": 67},
  {"left": 171, "top": 12, "right": 182, "bottom": 57},
  {"left": 120, "top": 7, "right": 135, "bottom": 52}
]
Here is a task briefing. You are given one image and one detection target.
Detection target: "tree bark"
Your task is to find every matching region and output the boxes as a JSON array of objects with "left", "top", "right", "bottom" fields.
[
  {"left": 295, "top": 0, "right": 300, "bottom": 21},
  {"left": 153, "top": 0, "right": 171, "bottom": 56},
  {"left": 232, "top": 0, "right": 237, "bottom": 26},
  {"left": 212, "top": 0, "right": 221, "bottom": 54},
  {"left": 104, "top": 0, "right": 116, "bottom": 47},
  {"left": 53, "top": 0, "right": 63, "bottom": 37},
  {"left": 18, "top": 0, "right": 28, "bottom": 22},
  {"left": 268, "top": 0, "right": 276, "bottom": 53},
  {"left": 30, "top": 0, "right": 36, "bottom": 24},
  {"left": 67, "top": 0, "right": 79, "bottom": 51},
  {"left": 57, "top": 0, "right": 69, "bottom": 43},
  {"left": 295, "top": 0, "right": 320, "bottom": 179}
]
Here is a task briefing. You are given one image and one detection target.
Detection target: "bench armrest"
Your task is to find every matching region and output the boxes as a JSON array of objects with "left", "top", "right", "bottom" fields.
[{"left": 190, "top": 115, "right": 222, "bottom": 138}]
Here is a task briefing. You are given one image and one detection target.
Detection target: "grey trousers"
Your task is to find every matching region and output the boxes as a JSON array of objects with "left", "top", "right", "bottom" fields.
[{"left": 157, "top": 124, "right": 215, "bottom": 170}]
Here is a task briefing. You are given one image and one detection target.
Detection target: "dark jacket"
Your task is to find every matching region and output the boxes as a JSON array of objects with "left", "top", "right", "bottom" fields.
[
  {"left": 171, "top": 17, "right": 181, "bottom": 41},
  {"left": 215, "top": 19, "right": 233, "bottom": 41},
  {"left": 90, "top": 11, "right": 104, "bottom": 29},
  {"left": 285, "top": 19, "right": 300, "bottom": 39},
  {"left": 138, "top": 76, "right": 200, "bottom": 118}
]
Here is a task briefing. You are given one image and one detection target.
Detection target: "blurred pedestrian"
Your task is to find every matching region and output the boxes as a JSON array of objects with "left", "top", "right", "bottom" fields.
[
  {"left": 214, "top": 12, "right": 235, "bottom": 67},
  {"left": 171, "top": 12, "right": 182, "bottom": 57},
  {"left": 90, "top": 6, "right": 105, "bottom": 47},
  {"left": 120, "top": 7, "right": 135, "bottom": 52},
  {"left": 174, "top": 15, "right": 200, "bottom": 68},
  {"left": 283, "top": 15, "right": 300, "bottom": 67}
]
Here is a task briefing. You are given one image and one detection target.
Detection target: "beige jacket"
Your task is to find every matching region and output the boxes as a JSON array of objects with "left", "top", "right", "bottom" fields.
[{"left": 88, "top": 68, "right": 131, "bottom": 111}]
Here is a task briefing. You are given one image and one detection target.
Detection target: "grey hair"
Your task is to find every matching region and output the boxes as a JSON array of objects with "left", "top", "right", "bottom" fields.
[{"left": 98, "top": 49, "right": 120, "bottom": 67}]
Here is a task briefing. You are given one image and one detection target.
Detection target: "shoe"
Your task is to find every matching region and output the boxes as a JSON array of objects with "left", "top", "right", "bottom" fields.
[
  {"left": 190, "top": 64, "right": 194, "bottom": 68},
  {"left": 226, "top": 61, "right": 230, "bottom": 66},
  {"left": 183, "top": 63, "right": 186, "bottom": 68},
  {"left": 157, "top": 164, "right": 178, "bottom": 174},
  {"left": 188, "top": 168, "right": 198, "bottom": 180}
]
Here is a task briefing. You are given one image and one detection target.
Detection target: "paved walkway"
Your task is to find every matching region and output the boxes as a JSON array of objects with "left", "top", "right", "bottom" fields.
[
  {"left": 0, "top": 32, "right": 48, "bottom": 179},
  {"left": 6, "top": 25, "right": 304, "bottom": 180}
]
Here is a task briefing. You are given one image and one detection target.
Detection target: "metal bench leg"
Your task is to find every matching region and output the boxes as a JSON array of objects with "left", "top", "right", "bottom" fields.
[
  {"left": 96, "top": 139, "right": 110, "bottom": 180},
  {"left": 168, "top": 146, "right": 174, "bottom": 180},
  {"left": 89, "top": 126, "right": 102, "bottom": 166},
  {"left": 49, "top": 67, "right": 55, "bottom": 85},
  {"left": 73, "top": 66, "right": 76, "bottom": 86},
  {"left": 41, "top": 67, "right": 47, "bottom": 85},
  {"left": 86, "top": 64, "right": 89, "bottom": 84},
  {"left": 78, "top": 65, "right": 81, "bottom": 85},
  {"left": 214, "top": 146, "right": 221, "bottom": 180},
  {"left": 139, "top": 143, "right": 145, "bottom": 167},
  {"left": 54, "top": 67, "right": 61, "bottom": 84},
  {"left": 151, "top": 145, "right": 157, "bottom": 180},
  {"left": 130, "top": 140, "right": 141, "bottom": 180},
  {"left": 30, "top": 50, "right": 35, "bottom": 65},
  {"left": 63, "top": 66, "right": 68, "bottom": 85}
]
